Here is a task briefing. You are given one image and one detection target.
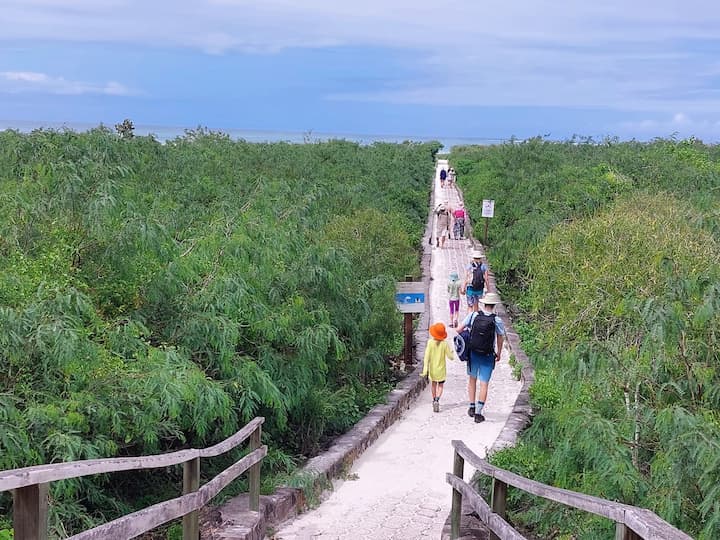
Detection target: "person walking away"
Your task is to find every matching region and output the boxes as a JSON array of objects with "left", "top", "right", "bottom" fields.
[
  {"left": 422, "top": 322, "right": 455, "bottom": 412},
  {"left": 463, "top": 249, "right": 488, "bottom": 313},
  {"left": 434, "top": 201, "right": 451, "bottom": 248},
  {"left": 439, "top": 167, "right": 447, "bottom": 188},
  {"left": 452, "top": 201, "right": 466, "bottom": 240},
  {"left": 448, "top": 271, "right": 462, "bottom": 327},
  {"left": 457, "top": 292, "right": 505, "bottom": 423},
  {"left": 448, "top": 167, "right": 457, "bottom": 187}
]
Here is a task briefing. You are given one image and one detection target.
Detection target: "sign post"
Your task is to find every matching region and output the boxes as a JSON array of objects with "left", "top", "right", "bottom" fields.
[
  {"left": 481, "top": 199, "right": 495, "bottom": 246},
  {"left": 395, "top": 277, "right": 425, "bottom": 365}
]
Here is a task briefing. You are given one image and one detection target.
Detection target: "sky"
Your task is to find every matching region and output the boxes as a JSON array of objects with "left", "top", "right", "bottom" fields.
[{"left": 1, "top": 0, "right": 720, "bottom": 143}]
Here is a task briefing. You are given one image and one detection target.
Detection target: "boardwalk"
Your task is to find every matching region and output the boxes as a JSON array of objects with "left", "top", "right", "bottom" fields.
[{"left": 273, "top": 160, "right": 522, "bottom": 540}]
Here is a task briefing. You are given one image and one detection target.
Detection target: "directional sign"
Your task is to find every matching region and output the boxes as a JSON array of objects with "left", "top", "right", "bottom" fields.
[
  {"left": 482, "top": 199, "right": 495, "bottom": 218},
  {"left": 395, "top": 282, "right": 426, "bottom": 313}
]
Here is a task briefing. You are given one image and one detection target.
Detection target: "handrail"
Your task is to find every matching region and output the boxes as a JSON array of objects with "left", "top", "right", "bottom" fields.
[
  {"left": 4, "top": 417, "right": 266, "bottom": 540},
  {"left": 449, "top": 439, "right": 693, "bottom": 540},
  {"left": 446, "top": 474, "right": 525, "bottom": 540},
  {"left": 0, "top": 417, "right": 263, "bottom": 492},
  {"left": 68, "top": 447, "right": 267, "bottom": 540}
]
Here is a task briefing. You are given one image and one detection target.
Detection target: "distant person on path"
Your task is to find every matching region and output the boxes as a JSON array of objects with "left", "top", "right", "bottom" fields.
[
  {"left": 457, "top": 292, "right": 505, "bottom": 423},
  {"left": 439, "top": 167, "right": 447, "bottom": 188},
  {"left": 448, "top": 167, "right": 457, "bottom": 187},
  {"left": 422, "top": 322, "right": 454, "bottom": 412},
  {"left": 434, "top": 201, "right": 451, "bottom": 248},
  {"left": 452, "top": 201, "right": 466, "bottom": 240},
  {"left": 463, "top": 250, "right": 488, "bottom": 312},
  {"left": 448, "top": 271, "right": 462, "bottom": 328}
]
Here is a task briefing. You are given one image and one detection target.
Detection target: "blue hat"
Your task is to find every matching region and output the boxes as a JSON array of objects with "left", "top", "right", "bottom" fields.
[{"left": 449, "top": 271, "right": 459, "bottom": 280}]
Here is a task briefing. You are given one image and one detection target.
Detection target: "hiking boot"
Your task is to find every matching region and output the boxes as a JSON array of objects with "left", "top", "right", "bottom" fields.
[
  {"left": 467, "top": 406, "right": 475, "bottom": 418},
  {"left": 433, "top": 401, "right": 439, "bottom": 413},
  {"left": 474, "top": 413, "right": 485, "bottom": 423}
]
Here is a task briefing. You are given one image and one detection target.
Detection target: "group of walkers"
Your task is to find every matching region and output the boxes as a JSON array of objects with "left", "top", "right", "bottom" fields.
[
  {"left": 432, "top": 166, "right": 466, "bottom": 248},
  {"left": 439, "top": 166, "right": 456, "bottom": 188},
  {"left": 421, "top": 236, "right": 506, "bottom": 422},
  {"left": 432, "top": 200, "right": 466, "bottom": 248}
]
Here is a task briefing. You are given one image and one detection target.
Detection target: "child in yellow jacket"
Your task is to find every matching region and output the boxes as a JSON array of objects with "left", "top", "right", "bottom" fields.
[{"left": 422, "top": 322, "right": 454, "bottom": 412}]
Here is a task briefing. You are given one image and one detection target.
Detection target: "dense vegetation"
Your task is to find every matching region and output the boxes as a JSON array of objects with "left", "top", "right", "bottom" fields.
[
  {"left": 0, "top": 127, "right": 440, "bottom": 535},
  {"left": 452, "top": 138, "right": 720, "bottom": 539}
]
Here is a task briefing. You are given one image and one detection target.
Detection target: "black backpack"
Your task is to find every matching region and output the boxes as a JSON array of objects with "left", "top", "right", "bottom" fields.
[
  {"left": 471, "top": 262, "right": 485, "bottom": 291},
  {"left": 468, "top": 312, "right": 496, "bottom": 354}
]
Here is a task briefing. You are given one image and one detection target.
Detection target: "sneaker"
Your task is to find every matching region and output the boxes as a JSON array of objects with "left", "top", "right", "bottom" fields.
[
  {"left": 467, "top": 406, "right": 475, "bottom": 418},
  {"left": 433, "top": 401, "right": 439, "bottom": 413},
  {"left": 474, "top": 413, "right": 485, "bottom": 423}
]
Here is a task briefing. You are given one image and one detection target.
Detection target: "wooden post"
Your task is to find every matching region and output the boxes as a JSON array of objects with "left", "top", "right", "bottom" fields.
[
  {"left": 450, "top": 450, "right": 465, "bottom": 540},
  {"left": 484, "top": 217, "right": 489, "bottom": 246},
  {"left": 490, "top": 478, "right": 508, "bottom": 540},
  {"left": 182, "top": 457, "right": 200, "bottom": 540},
  {"left": 13, "top": 483, "right": 48, "bottom": 540},
  {"left": 248, "top": 425, "right": 262, "bottom": 511},
  {"left": 615, "top": 522, "right": 642, "bottom": 540},
  {"left": 404, "top": 275, "right": 414, "bottom": 365}
]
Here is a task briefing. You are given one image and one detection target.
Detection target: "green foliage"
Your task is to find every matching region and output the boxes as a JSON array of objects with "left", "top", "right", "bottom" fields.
[
  {"left": 0, "top": 128, "right": 438, "bottom": 534},
  {"left": 452, "top": 138, "right": 720, "bottom": 539}
]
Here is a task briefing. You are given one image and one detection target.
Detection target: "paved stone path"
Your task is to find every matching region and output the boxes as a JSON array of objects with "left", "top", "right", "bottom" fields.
[{"left": 273, "top": 159, "right": 522, "bottom": 540}]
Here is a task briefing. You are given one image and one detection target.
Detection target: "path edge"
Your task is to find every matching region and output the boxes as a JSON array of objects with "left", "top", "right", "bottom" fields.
[
  {"left": 211, "top": 172, "right": 437, "bottom": 540},
  {"left": 440, "top": 181, "right": 536, "bottom": 540}
]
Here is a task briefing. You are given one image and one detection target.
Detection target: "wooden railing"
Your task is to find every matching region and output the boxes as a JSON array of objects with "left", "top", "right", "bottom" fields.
[
  {"left": 448, "top": 440, "right": 692, "bottom": 540},
  {"left": 0, "top": 417, "right": 266, "bottom": 540}
]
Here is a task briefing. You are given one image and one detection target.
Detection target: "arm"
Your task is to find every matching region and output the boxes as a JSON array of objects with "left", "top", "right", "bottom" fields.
[
  {"left": 422, "top": 343, "right": 430, "bottom": 377},
  {"left": 458, "top": 312, "right": 473, "bottom": 334},
  {"left": 495, "top": 334, "right": 504, "bottom": 361}
]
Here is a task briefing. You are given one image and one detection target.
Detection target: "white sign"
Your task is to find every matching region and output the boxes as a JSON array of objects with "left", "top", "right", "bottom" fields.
[
  {"left": 482, "top": 199, "right": 495, "bottom": 218},
  {"left": 395, "top": 282, "right": 426, "bottom": 313}
]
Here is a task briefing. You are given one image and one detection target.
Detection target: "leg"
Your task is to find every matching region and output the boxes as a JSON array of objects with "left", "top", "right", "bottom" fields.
[
  {"left": 477, "top": 381, "right": 489, "bottom": 403},
  {"left": 467, "top": 374, "right": 477, "bottom": 417},
  {"left": 431, "top": 381, "right": 438, "bottom": 399},
  {"left": 436, "top": 382, "right": 445, "bottom": 400},
  {"left": 467, "top": 376, "right": 477, "bottom": 403},
  {"left": 474, "top": 356, "right": 495, "bottom": 422}
]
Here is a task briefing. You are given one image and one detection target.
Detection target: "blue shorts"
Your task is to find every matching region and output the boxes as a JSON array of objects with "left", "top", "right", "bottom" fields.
[
  {"left": 467, "top": 351, "right": 495, "bottom": 382},
  {"left": 466, "top": 287, "right": 484, "bottom": 307}
]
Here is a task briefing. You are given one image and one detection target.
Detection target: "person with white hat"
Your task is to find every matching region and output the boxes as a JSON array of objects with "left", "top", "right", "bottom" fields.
[
  {"left": 433, "top": 200, "right": 451, "bottom": 249},
  {"left": 463, "top": 249, "right": 488, "bottom": 313},
  {"left": 457, "top": 292, "right": 505, "bottom": 423}
]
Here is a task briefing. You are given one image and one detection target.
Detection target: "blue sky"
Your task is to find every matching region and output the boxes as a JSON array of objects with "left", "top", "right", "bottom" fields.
[{"left": 1, "top": 0, "right": 720, "bottom": 142}]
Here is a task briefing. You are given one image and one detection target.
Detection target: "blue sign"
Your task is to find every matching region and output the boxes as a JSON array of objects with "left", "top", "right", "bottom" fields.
[{"left": 395, "top": 293, "right": 425, "bottom": 305}]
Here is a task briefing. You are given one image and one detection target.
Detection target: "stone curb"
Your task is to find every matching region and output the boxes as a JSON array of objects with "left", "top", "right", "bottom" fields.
[
  {"left": 440, "top": 181, "right": 536, "bottom": 540},
  {"left": 212, "top": 170, "right": 437, "bottom": 540}
]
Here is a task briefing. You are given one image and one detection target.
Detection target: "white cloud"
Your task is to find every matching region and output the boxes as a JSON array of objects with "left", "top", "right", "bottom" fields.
[
  {"left": 1, "top": 0, "right": 719, "bottom": 114},
  {"left": 0, "top": 71, "right": 136, "bottom": 96},
  {"left": 618, "top": 113, "right": 720, "bottom": 140}
]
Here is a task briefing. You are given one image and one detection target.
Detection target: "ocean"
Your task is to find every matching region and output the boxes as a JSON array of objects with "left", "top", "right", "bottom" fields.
[{"left": 0, "top": 120, "right": 507, "bottom": 150}]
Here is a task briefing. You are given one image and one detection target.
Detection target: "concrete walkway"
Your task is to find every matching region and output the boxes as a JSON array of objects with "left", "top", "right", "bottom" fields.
[{"left": 273, "top": 160, "right": 522, "bottom": 540}]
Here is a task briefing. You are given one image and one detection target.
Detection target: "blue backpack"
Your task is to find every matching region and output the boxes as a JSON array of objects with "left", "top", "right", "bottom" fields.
[{"left": 454, "top": 330, "right": 471, "bottom": 362}]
